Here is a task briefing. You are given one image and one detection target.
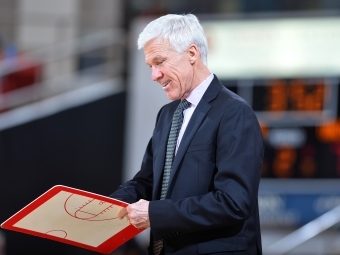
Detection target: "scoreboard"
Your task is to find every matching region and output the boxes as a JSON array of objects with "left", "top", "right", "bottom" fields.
[
  {"left": 222, "top": 78, "right": 340, "bottom": 179},
  {"left": 202, "top": 14, "right": 340, "bottom": 180}
]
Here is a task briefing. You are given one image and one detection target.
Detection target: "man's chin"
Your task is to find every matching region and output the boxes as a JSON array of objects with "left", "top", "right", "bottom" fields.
[{"left": 166, "top": 93, "right": 179, "bottom": 101}]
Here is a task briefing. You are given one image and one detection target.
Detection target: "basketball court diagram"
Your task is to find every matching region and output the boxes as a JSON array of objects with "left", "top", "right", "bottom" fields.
[
  {"left": 1, "top": 185, "right": 144, "bottom": 253},
  {"left": 64, "top": 193, "right": 119, "bottom": 221},
  {"left": 11, "top": 190, "right": 130, "bottom": 247}
]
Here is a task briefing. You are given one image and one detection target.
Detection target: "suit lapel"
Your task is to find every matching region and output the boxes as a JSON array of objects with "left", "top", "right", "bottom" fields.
[
  {"left": 167, "top": 76, "right": 222, "bottom": 195},
  {"left": 170, "top": 100, "right": 210, "bottom": 170},
  {"left": 152, "top": 102, "right": 178, "bottom": 199}
]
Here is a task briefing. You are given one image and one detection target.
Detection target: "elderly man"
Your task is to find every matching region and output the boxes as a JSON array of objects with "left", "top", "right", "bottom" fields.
[{"left": 111, "top": 13, "right": 264, "bottom": 255}]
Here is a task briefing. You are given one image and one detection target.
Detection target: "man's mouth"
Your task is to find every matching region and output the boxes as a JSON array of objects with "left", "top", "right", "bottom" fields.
[{"left": 162, "top": 81, "right": 170, "bottom": 89}]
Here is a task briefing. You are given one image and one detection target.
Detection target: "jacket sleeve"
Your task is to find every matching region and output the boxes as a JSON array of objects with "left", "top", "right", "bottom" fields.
[{"left": 149, "top": 101, "right": 264, "bottom": 240}]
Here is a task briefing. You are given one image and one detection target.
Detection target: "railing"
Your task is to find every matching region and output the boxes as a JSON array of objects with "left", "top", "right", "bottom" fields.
[
  {"left": 263, "top": 205, "right": 340, "bottom": 254},
  {"left": 0, "top": 29, "right": 126, "bottom": 130}
]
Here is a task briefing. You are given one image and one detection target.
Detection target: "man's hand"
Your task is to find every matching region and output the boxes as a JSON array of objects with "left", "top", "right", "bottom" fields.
[{"left": 118, "top": 199, "right": 150, "bottom": 229}]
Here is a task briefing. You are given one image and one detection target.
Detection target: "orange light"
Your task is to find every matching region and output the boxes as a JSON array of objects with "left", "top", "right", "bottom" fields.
[
  {"left": 316, "top": 120, "right": 340, "bottom": 143},
  {"left": 272, "top": 147, "right": 296, "bottom": 178},
  {"left": 263, "top": 79, "right": 325, "bottom": 112},
  {"left": 299, "top": 156, "right": 317, "bottom": 177},
  {"left": 259, "top": 121, "right": 268, "bottom": 138},
  {"left": 289, "top": 79, "right": 324, "bottom": 111},
  {"left": 265, "top": 80, "right": 287, "bottom": 111}
]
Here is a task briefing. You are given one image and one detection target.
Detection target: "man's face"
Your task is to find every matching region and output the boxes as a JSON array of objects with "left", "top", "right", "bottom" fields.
[{"left": 144, "top": 39, "right": 195, "bottom": 100}]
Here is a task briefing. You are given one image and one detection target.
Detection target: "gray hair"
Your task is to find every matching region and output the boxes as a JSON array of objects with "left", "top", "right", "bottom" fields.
[{"left": 137, "top": 14, "right": 208, "bottom": 66}]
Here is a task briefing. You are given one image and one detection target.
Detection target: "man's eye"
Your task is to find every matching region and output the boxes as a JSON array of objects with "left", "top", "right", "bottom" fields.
[{"left": 156, "top": 61, "right": 164, "bottom": 66}]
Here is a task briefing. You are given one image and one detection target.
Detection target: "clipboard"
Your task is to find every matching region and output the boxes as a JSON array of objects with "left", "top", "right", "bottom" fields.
[{"left": 1, "top": 185, "right": 144, "bottom": 254}]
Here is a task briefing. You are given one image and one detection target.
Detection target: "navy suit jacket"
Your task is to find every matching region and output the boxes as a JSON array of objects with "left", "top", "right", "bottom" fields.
[{"left": 111, "top": 75, "right": 264, "bottom": 254}]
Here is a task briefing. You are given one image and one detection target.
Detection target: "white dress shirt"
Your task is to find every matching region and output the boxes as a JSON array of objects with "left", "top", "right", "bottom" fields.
[{"left": 175, "top": 73, "right": 214, "bottom": 154}]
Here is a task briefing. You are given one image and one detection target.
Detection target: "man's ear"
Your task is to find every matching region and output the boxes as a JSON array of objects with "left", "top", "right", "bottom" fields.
[{"left": 188, "top": 44, "right": 199, "bottom": 64}]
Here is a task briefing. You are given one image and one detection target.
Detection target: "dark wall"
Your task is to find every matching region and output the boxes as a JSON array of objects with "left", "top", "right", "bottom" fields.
[{"left": 0, "top": 92, "right": 126, "bottom": 255}]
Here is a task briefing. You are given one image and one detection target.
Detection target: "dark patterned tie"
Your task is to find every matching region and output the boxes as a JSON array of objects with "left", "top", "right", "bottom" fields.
[{"left": 153, "top": 99, "right": 191, "bottom": 255}]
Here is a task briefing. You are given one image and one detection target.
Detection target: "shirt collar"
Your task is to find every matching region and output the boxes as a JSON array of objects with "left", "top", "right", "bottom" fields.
[{"left": 186, "top": 73, "right": 214, "bottom": 107}]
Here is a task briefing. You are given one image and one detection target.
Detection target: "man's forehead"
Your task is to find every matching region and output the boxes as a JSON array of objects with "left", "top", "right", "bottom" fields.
[
  {"left": 145, "top": 54, "right": 166, "bottom": 61},
  {"left": 144, "top": 40, "right": 173, "bottom": 61}
]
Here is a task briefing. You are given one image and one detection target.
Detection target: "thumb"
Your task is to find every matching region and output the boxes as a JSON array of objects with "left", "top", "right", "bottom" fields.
[{"left": 118, "top": 207, "right": 128, "bottom": 219}]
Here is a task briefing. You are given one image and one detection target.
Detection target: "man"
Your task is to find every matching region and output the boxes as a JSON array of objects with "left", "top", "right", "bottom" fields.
[{"left": 111, "top": 13, "right": 264, "bottom": 255}]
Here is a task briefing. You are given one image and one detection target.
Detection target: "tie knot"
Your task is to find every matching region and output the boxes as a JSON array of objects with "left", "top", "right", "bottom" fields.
[{"left": 178, "top": 99, "right": 191, "bottom": 111}]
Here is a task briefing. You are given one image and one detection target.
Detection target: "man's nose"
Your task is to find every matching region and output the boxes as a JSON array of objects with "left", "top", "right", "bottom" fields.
[{"left": 151, "top": 66, "right": 162, "bottom": 81}]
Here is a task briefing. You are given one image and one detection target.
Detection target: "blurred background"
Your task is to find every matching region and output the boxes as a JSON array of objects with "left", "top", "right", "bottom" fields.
[{"left": 1, "top": 0, "right": 340, "bottom": 254}]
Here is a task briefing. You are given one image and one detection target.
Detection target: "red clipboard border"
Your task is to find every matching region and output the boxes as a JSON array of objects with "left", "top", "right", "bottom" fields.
[{"left": 1, "top": 185, "right": 144, "bottom": 254}]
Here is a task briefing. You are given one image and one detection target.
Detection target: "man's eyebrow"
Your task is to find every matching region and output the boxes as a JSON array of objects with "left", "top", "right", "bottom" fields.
[
  {"left": 145, "top": 55, "right": 166, "bottom": 65},
  {"left": 146, "top": 55, "right": 164, "bottom": 61}
]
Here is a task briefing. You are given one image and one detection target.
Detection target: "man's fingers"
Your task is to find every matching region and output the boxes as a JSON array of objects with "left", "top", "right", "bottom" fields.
[
  {"left": 126, "top": 200, "right": 150, "bottom": 229},
  {"left": 118, "top": 207, "right": 128, "bottom": 219}
]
